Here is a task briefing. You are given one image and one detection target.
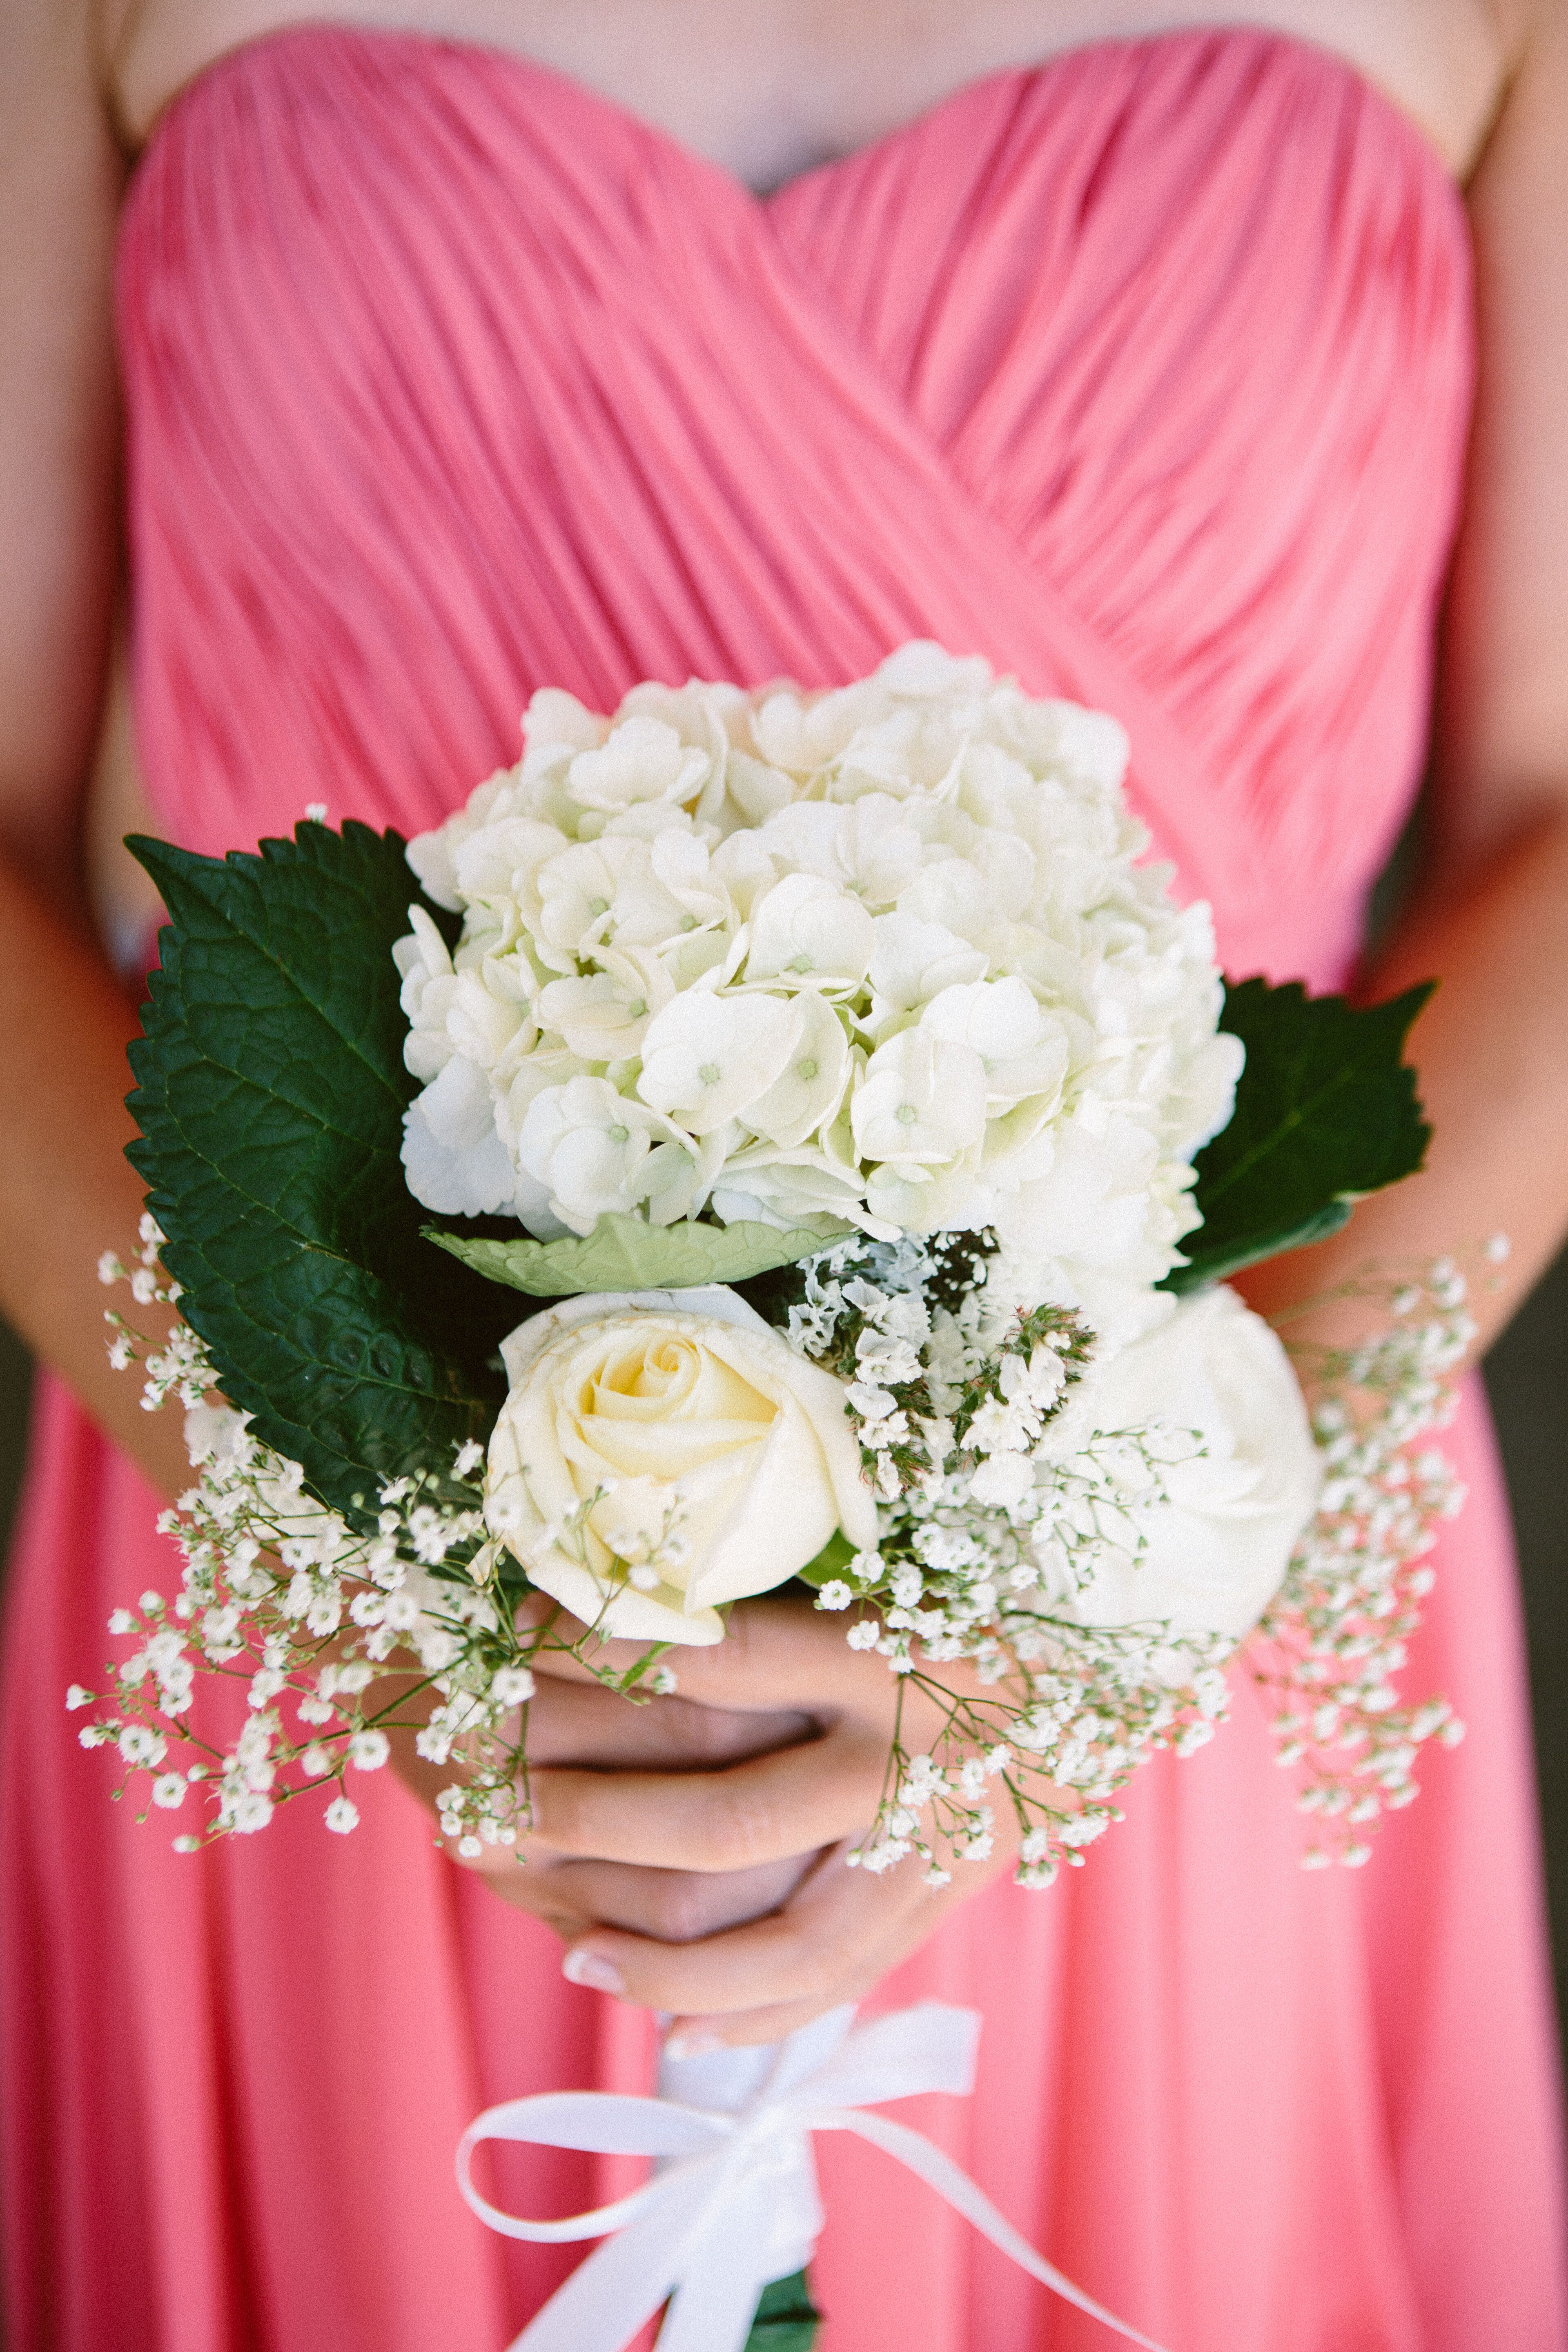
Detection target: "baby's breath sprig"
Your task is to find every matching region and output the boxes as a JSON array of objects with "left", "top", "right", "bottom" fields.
[
  {"left": 799, "top": 1243, "right": 1224, "bottom": 1886},
  {"left": 97, "top": 1212, "right": 198, "bottom": 1395},
  {"left": 778, "top": 1234, "right": 945, "bottom": 1494},
  {"left": 812, "top": 1247, "right": 1483, "bottom": 1887},
  {"left": 76, "top": 1256, "right": 674, "bottom": 1858},
  {"left": 947, "top": 1298, "right": 1094, "bottom": 1457},
  {"left": 1250, "top": 1249, "right": 1494, "bottom": 1864},
  {"left": 837, "top": 1606, "right": 1232, "bottom": 1890}
]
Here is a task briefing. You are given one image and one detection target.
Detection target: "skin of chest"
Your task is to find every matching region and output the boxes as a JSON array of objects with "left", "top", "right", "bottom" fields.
[{"left": 104, "top": 0, "right": 1511, "bottom": 180}]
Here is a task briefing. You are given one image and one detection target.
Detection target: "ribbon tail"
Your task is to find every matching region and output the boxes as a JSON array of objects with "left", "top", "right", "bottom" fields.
[
  {"left": 839, "top": 2111, "right": 1171, "bottom": 2352},
  {"left": 508, "top": 2165, "right": 716, "bottom": 2352},
  {"left": 655, "top": 2250, "right": 777, "bottom": 2352}
]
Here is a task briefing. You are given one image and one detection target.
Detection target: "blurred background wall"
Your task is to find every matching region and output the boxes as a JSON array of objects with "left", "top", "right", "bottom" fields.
[{"left": 1, "top": 1249, "right": 1565, "bottom": 2031}]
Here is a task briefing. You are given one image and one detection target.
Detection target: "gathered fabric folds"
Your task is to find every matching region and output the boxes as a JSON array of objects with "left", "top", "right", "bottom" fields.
[{"left": 2, "top": 24, "right": 1564, "bottom": 2348}]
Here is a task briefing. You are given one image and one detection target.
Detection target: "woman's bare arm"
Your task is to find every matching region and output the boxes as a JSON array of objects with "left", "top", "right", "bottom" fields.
[
  {"left": 0, "top": 0, "right": 191, "bottom": 1496},
  {"left": 1242, "top": 0, "right": 1568, "bottom": 1348}
]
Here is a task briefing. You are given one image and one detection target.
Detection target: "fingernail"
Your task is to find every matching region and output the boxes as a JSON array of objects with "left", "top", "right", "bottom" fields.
[
  {"left": 664, "top": 2030, "right": 724, "bottom": 2058},
  {"left": 562, "top": 1948, "right": 625, "bottom": 1995}
]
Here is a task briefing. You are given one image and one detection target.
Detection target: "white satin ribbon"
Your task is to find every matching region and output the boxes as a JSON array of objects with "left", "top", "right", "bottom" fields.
[{"left": 457, "top": 2002, "right": 1167, "bottom": 2352}]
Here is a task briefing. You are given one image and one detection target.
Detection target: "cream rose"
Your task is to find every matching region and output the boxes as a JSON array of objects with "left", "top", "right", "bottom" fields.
[
  {"left": 485, "top": 1286, "right": 879, "bottom": 1644},
  {"left": 1045, "top": 1285, "right": 1322, "bottom": 1655}
]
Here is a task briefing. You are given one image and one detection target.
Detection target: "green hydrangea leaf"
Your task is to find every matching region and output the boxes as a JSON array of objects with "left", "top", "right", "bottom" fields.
[
  {"left": 1167, "top": 976, "right": 1434, "bottom": 1294},
  {"left": 124, "top": 822, "right": 514, "bottom": 1517},
  {"left": 423, "top": 1212, "right": 849, "bottom": 1297}
]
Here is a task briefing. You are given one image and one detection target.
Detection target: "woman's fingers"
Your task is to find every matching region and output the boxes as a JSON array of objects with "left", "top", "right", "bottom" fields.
[
  {"left": 383, "top": 1658, "right": 814, "bottom": 1828},
  {"left": 530, "top": 1851, "right": 818, "bottom": 1942},
  {"left": 432, "top": 1830, "right": 818, "bottom": 1943},
  {"left": 532, "top": 1598, "right": 905, "bottom": 1721},
  {"left": 524, "top": 1674, "right": 815, "bottom": 1771},
  {"left": 559, "top": 1834, "right": 1009, "bottom": 2036},
  {"left": 527, "top": 1718, "right": 889, "bottom": 1871},
  {"left": 385, "top": 1634, "right": 835, "bottom": 1956}
]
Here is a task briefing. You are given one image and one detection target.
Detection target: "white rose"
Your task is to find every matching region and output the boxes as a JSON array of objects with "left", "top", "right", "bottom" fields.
[
  {"left": 1055, "top": 1286, "right": 1321, "bottom": 1651},
  {"left": 486, "top": 1287, "right": 878, "bottom": 1643}
]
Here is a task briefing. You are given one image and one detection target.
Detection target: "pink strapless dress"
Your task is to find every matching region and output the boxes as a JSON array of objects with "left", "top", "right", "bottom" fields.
[{"left": 2, "top": 26, "right": 1563, "bottom": 2349}]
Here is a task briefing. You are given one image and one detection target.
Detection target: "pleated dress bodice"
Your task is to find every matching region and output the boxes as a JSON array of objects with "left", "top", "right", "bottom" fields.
[{"left": 117, "top": 22, "right": 1473, "bottom": 987}]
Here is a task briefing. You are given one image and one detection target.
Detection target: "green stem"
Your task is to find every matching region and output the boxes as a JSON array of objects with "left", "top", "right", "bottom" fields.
[{"left": 737, "top": 2270, "right": 820, "bottom": 2350}]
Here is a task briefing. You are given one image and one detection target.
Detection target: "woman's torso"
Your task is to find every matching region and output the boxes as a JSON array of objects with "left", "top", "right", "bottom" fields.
[{"left": 91, "top": 0, "right": 1496, "bottom": 970}]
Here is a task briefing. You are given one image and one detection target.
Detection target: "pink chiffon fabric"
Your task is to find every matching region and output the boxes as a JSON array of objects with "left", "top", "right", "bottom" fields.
[{"left": 3, "top": 24, "right": 1564, "bottom": 2348}]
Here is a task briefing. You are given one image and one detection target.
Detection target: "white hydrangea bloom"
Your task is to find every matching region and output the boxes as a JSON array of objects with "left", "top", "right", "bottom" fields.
[
  {"left": 395, "top": 645, "right": 1241, "bottom": 1298},
  {"left": 517, "top": 1076, "right": 677, "bottom": 1235}
]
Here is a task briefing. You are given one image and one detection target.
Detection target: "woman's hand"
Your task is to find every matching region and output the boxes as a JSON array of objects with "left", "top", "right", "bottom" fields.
[
  {"left": 390, "top": 1652, "right": 825, "bottom": 1951},
  {"left": 393, "top": 1599, "right": 1029, "bottom": 2051}
]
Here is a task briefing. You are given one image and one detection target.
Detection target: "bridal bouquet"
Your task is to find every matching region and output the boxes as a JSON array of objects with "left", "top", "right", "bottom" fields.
[{"left": 78, "top": 646, "right": 1472, "bottom": 2348}]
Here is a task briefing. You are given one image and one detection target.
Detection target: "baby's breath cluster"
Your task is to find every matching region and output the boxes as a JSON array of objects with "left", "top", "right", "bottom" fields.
[
  {"left": 98, "top": 1211, "right": 196, "bottom": 1392},
  {"left": 791, "top": 1240, "right": 1479, "bottom": 1886},
  {"left": 74, "top": 1264, "right": 660, "bottom": 1856},
  {"left": 782, "top": 1235, "right": 1284, "bottom": 1886},
  {"left": 1250, "top": 1253, "right": 1490, "bottom": 1864}
]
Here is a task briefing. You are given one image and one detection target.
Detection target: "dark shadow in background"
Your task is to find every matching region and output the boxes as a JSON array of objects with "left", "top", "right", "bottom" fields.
[{"left": 1484, "top": 1274, "right": 1568, "bottom": 2026}]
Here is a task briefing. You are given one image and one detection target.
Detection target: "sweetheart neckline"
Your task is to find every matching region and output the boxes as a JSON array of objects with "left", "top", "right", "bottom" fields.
[{"left": 126, "top": 14, "right": 1459, "bottom": 205}]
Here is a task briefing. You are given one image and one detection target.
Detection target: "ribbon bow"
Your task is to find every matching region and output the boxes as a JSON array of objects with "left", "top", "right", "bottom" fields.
[{"left": 457, "top": 2002, "right": 1167, "bottom": 2352}]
